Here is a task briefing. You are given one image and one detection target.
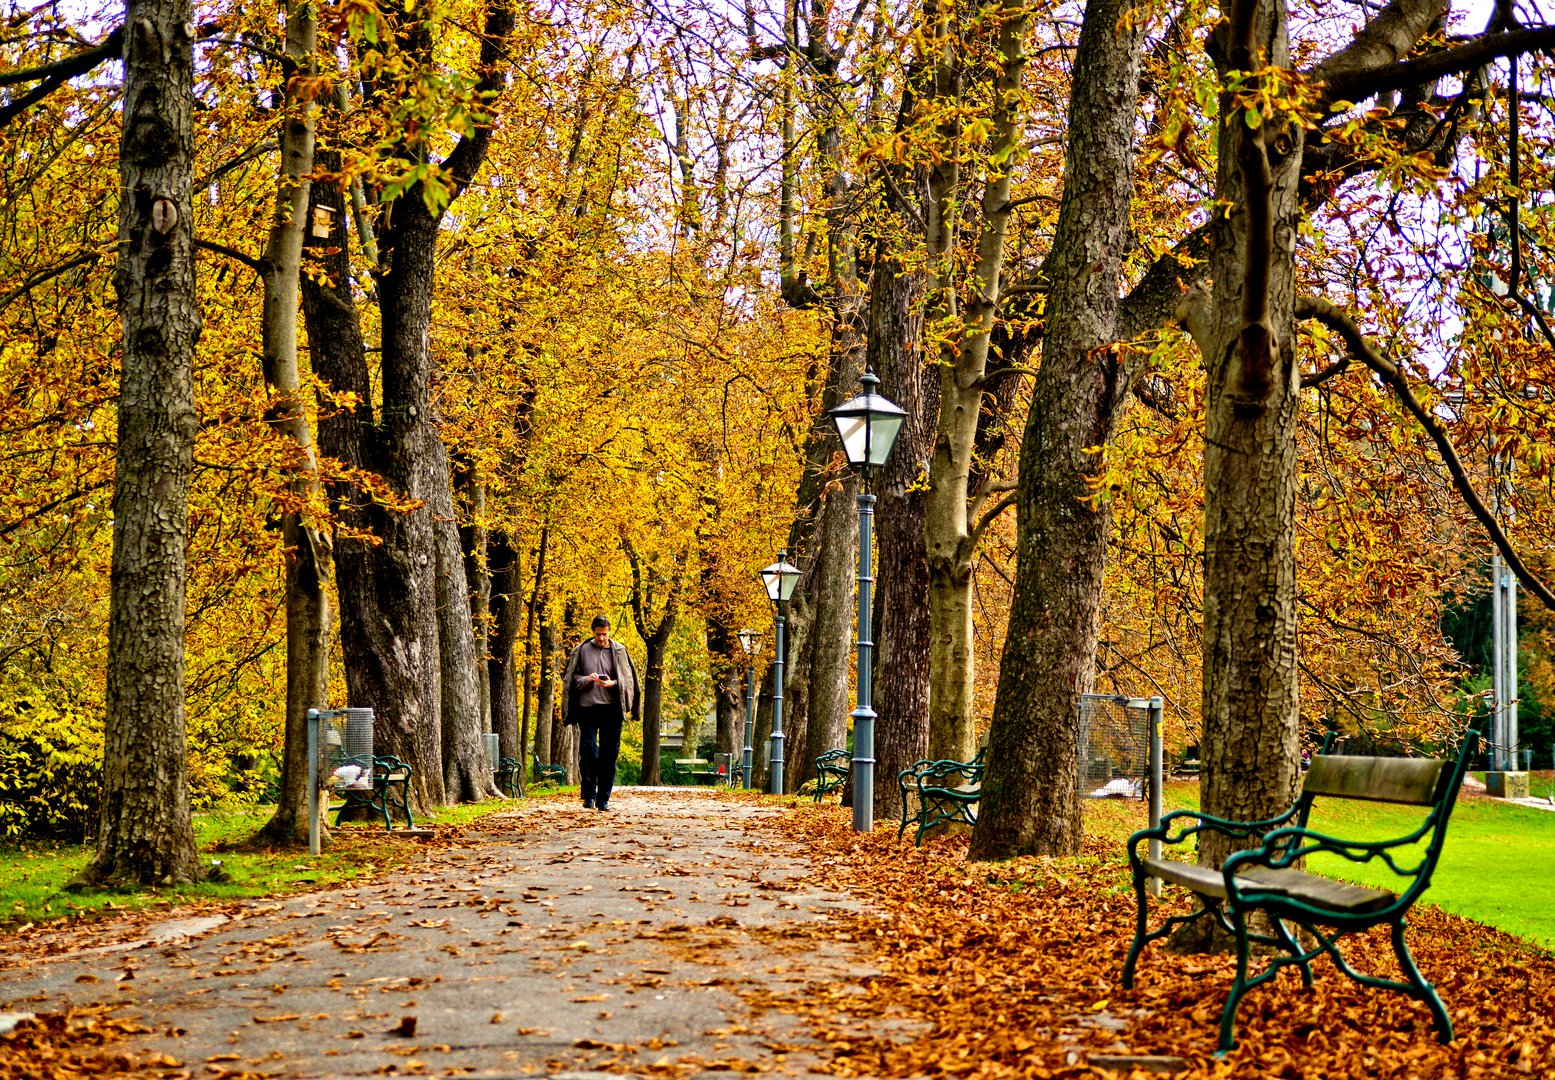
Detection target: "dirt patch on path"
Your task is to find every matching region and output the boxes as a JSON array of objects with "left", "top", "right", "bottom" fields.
[{"left": 0, "top": 789, "right": 891, "bottom": 1079}]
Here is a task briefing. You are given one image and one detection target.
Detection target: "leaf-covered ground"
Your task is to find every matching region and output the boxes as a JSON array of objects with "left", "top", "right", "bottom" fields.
[
  {"left": 2, "top": 790, "right": 1551, "bottom": 1079},
  {"left": 753, "top": 800, "right": 1555, "bottom": 1078}
]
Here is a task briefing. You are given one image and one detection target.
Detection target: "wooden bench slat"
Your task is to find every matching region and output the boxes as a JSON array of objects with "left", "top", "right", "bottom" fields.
[
  {"left": 1142, "top": 858, "right": 1397, "bottom": 915},
  {"left": 1301, "top": 755, "right": 1446, "bottom": 805}
]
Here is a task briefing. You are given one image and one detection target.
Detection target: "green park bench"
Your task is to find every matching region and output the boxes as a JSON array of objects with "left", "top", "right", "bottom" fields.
[
  {"left": 1122, "top": 730, "right": 1479, "bottom": 1053},
  {"left": 814, "top": 748, "right": 850, "bottom": 801},
  {"left": 494, "top": 755, "right": 523, "bottom": 797},
  {"left": 897, "top": 742, "right": 986, "bottom": 845},
  {"left": 532, "top": 752, "right": 567, "bottom": 786},
  {"left": 334, "top": 755, "right": 415, "bottom": 831}
]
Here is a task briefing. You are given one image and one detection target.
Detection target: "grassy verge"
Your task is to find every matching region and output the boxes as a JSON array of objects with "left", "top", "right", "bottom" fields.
[
  {"left": 1085, "top": 781, "right": 1555, "bottom": 949},
  {"left": 0, "top": 794, "right": 535, "bottom": 932}
]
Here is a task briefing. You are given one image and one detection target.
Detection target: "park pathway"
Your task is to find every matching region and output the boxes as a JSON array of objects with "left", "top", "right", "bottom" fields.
[{"left": 0, "top": 790, "right": 898, "bottom": 1079}]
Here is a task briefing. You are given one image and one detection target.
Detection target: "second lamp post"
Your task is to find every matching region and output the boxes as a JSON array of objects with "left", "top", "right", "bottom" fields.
[
  {"left": 829, "top": 370, "right": 905, "bottom": 832},
  {"left": 736, "top": 627, "right": 762, "bottom": 789},
  {"left": 758, "top": 554, "right": 801, "bottom": 795}
]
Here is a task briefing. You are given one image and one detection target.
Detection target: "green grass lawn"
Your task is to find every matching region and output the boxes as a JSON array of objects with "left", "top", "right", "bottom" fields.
[
  {"left": 1089, "top": 782, "right": 1555, "bottom": 950},
  {"left": 0, "top": 796, "right": 528, "bottom": 932}
]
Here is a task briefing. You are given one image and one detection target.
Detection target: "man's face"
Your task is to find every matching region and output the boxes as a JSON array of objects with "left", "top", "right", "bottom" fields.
[{"left": 593, "top": 626, "right": 610, "bottom": 647}]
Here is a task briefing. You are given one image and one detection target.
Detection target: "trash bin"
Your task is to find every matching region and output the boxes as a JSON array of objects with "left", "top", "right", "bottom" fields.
[{"left": 483, "top": 732, "right": 500, "bottom": 773}]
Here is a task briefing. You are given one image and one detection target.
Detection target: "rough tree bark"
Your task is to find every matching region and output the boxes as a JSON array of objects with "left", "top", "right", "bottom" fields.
[
  {"left": 301, "top": 160, "right": 443, "bottom": 811},
  {"left": 488, "top": 531, "right": 522, "bottom": 759},
  {"left": 85, "top": 0, "right": 205, "bottom": 886},
  {"left": 1183, "top": 0, "right": 1305, "bottom": 866},
  {"left": 706, "top": 617, "right": 742, "bottom": 760},
  {"left": 458, "top": 464, "right": 492, "bottom": 731},
  {"left": 354, "top": 0, "right": 514, "bottom": 806},
  {"left": 627, "top": 544, "right": 680, "bottom": 785},
  {"left": 430, "top": 452, "right": 500, "bottom": 802},
  {"left": 257, "top": 0, "right": 331, "bottom": 847},
  {"left": 534, "top": 614, "right": 557, "bottom": 769},
  {"left": 920, "top": 0, "right": 1031, "bottom": 764},
  {"left": 869, "top": 237, "right": 933, "bottom": 820},
  {"left": 970, "top": 0, "right": 1145, "bottom": 859}
]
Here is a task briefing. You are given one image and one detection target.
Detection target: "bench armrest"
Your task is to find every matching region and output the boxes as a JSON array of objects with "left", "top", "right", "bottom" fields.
[{"left": 1222, "top": 823, "right": 1434, "bottom": 885}]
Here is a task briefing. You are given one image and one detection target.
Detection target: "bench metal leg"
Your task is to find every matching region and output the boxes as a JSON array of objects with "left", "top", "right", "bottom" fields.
[
  {"left": 1218, "top": 908, "right": 1253, "bottom": 1053},
  {"left": 1391, "top": 918, "right": 1453, "bottom": 1043},
  {"left": 1271, "top": 917, "right": 1316, "bottom": 987}
]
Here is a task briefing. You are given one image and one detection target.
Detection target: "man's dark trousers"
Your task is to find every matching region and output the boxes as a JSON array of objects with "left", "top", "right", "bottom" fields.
[{"left": 576, "top": 704, "right": 622, "bottom": 808}]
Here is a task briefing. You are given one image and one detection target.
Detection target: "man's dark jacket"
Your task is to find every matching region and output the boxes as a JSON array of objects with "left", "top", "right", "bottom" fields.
[{"left": 559, "top": 638, "right": 640, "bottom": 726}]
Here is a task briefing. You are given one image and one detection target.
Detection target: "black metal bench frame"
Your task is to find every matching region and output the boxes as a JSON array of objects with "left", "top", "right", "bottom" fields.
[
  {"left": 495, "top": 755, "right": 524, "bottom": 797},
  {"left": 897, "top": 747, "right": 985, "bottom": 845},
  {"left": 1122, "top": 730, "right": 1479, "bottom": 1053},
  {"left": 814, "top": 748, "right": 850, "bottom": 801},
  {"left": 532, "top": 752, "right": 567, "bottom": 786},
  {"left": 334, "top": 755, "right": 415, "bottom": 831}
]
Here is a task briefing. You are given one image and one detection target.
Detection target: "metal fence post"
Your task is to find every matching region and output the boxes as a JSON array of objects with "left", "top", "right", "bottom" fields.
[{"left": 1148, "top": 697, "right": 1164, "bottom": 898}]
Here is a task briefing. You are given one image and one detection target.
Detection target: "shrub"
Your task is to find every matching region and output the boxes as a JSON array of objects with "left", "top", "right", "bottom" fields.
[{"left": 0, "top": 695, "right": 102, "bottom": 843}]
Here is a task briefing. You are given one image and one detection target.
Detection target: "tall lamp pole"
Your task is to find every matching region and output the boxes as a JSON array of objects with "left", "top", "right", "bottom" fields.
[
  {"left": 759, "top": 554, "right": 801, "bottom": 795},
  {"left": 737, "top": 627, "right": 762, "bottom": 789},
  {"left": 829, "top": 370, "right": 905, "bottom": 832}
]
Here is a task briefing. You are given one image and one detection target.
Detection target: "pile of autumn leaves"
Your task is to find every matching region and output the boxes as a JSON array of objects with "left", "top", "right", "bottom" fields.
[{"left": 754, "top": 804, "right": 1555, "bottom": 1080}]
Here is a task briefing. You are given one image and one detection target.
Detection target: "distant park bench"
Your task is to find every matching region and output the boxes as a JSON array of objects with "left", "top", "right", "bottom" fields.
[
  {"left": 1122, "top": 731, "right": 1479, "bottom": 1053},
  {"left": 897, "top": 739, "right": 987, "bottom": 845},
  {"left": 334, "top": 755, "right": 415, "bottom": 831},
  {"left": 532, "top": 753, "right": 567, "bottom": 786},
  {"left": 495, "top": 755, "right": 523, "bottom": 797},
  {"left": 814, "top": 748, "right": 850, "bottom": 801},
  {"left": 673, "top": 758, "right": 719, "bottom": 785}
]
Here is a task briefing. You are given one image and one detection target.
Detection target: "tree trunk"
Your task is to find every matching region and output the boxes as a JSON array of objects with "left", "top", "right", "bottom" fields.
[
  {"left": 488, "top": 532, "right": 522, "bottom": 759},
  {"left": 919, "top": 0, "right": 1033, "bottom": 766},
  {"left": 799, "top": 478, "right": 858, "bottom": 793},
  {"left": 86, "top": 0, "right": 205, "bottom": 886},
  {"left": 555, "top": 600, "right": 580, "bottom": 782},
  {"left": 706, "top": 616, "right": 741, "bottom": 760},
  {"left": 301, "top": 163, "right": 443, "bottom": 812},
  {"left": 970, "top": 0, "right": 1145, "bottom": 859},
  {"left": 869, "top": 240, "right": 933, "bottom": 820},
  {"left": 1191, "top": 0, "right": 1305, "bottom": 867},
  {"left": 258, "top": 0, "right": 330, "bottom": 848},
  {"left": 535, "top": 614, "right": 557, "bottom": 768},
  {"left": 458, "top": 465, "right": 491, "bottom": 732},
  {"left": 430, "top": 451, "right": 498, "bottom": 802}
]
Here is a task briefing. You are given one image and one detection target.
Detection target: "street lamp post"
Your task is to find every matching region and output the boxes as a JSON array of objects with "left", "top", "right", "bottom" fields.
[
  {"left": 829, "top": 370, "right": 906, "bottom": 833},
  {"left": 737, "top": 627, "right": 762, "bottom": 789},
  {"left": 759, "top": 554, "right": 801, "bottom": 795}
]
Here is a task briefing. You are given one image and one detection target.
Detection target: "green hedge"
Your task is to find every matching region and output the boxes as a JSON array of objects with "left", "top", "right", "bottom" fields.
[{"left": 0, "top": 696, "right": 101, "bottom": 842}]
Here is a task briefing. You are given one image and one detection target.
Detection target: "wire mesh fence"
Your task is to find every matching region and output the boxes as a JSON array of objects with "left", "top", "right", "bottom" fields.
[{"left": 1078, "top": 694, "right": 1150, "bottom": 800}]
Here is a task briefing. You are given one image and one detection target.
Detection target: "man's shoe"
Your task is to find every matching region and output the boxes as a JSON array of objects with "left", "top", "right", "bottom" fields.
[
  {"left": 582, "top": 799, "right": 594, "bottom": 809},
  {"left": 596, "top": 803, "right": 609, "bottom": 812}
]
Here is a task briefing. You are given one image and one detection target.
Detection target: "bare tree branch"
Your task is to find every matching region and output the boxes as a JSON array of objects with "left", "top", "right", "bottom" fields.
[{"left": 1296, "top": 294, "right": 1555, "bottom": 612}]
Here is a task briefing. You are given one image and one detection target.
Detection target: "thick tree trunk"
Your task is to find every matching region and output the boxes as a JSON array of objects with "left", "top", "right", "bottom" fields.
[
  {"left": 641, "top": 629, "right": 668, "bottom": 784},
  {"left": 258, "top": 0, "right": 329, "bottom": 848},
  {"left": 557, "top": 600, "right": 580, "bottom": 782},
  {"left": 800, "top": 480, "right": 858, "bottom": 792},
  {"left": 301, "top": 165, "right": 443, "bottom": 812},
  {"left": 367, "top": 199, "right": 449, "bottom": 808},
  {"left": 869, "top": 242, "right": 933, "bottom": 820},
  {"left": 706, "top": 617, "right": 741, "bottom": 760},
  {"left": 919, "top": 0, "right": 1032, "bottom": 766},
  {"left": 430, "top": 452, "right": 498, "bottom": 802},
  {"left": 970, "top": 0, "right": 1145, "bottom": 859},
  {"left": 488, "top": 532, "right": 522, "bottom": 759},
  {"left": 86, "top": 0, "right": 204, "bottom": 885},
  {"left": 1192, "top": 0, "right": 1305, "bottom": 867},
  {"left": 535, "top": 615, "right": 557, "bottom": 766},
  {"left": 458, "top": 466, "right": 492, "bottom": 731}
]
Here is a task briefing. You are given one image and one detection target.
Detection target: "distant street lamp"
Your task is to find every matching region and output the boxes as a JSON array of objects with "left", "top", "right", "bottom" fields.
[
  {"left": 759, "top": 554, "right": 802, "bottom": 795},
  {"left": 737, "top": 627, "right": 762, "bottom": 789},
  {"left": 829, "top": 370, "right": 906, "bottom": 832}
]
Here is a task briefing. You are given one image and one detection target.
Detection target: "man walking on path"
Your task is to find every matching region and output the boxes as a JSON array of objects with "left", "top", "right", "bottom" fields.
[{"left": 561, "top": 615, "right": 639, "bottom": 810}]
